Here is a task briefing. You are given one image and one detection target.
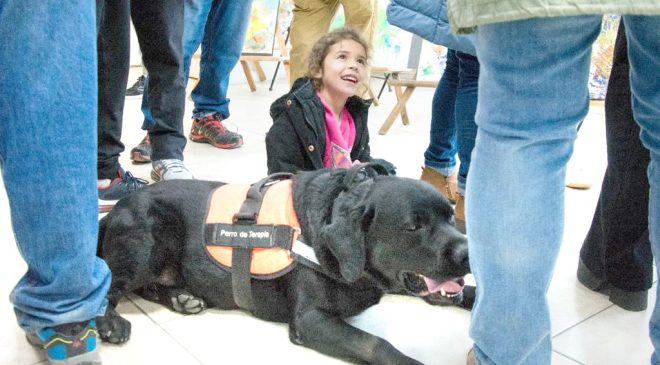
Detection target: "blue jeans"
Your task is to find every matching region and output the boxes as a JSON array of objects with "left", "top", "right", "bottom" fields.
[
  {"left": 0, "top": 1, "right": 111, "bottom": 332},
  {"left": 467, "top": 16, "right": 660, "bottom": 364},
  {"left": 424, "top": 49, "right": 479, "bottom": 195},
  {"left": 141, "top": 0, "right": 252, "bottom": 128}
]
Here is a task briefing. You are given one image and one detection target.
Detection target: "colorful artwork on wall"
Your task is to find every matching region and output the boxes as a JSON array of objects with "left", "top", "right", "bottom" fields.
[{"left": 243, "top": 0, "right": 281, "bottom": 55}]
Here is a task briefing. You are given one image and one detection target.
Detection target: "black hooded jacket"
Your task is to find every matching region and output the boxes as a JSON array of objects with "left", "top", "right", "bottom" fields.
[{"left": 266, "top": 78, "right": 372, "bottom": 174}]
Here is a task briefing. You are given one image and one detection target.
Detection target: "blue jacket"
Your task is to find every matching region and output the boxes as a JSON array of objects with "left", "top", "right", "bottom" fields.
[{"left": 386, "top": 0, "right": 476, "bottom": 56}]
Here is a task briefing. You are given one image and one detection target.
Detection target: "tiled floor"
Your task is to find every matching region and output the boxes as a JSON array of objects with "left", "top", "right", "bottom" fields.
[{"left": 1, "top": 64, "right": 655, "bottom": 365}]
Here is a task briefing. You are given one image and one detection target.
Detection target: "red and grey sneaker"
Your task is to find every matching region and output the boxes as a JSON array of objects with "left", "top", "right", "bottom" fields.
[
  {"left": 26, "top": 319, "right": 102, "bottom": 365},
  {"left": 130, "top": 134, "right": 151, "bottom": 163},
  {"left": 189, "top": 113, "right": 243, "bottom": 149}
]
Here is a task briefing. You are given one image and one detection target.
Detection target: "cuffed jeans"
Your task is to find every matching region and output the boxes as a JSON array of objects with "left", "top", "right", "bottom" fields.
[
  {"left": 468, "top": 15, "right": 660, "bottom": 364},
  {"left": 141, "top": 0, "right": 252, "bottom": 127},
  {"left": 423, "top": 49, "right": 479, "bottom": 195},
  {"left": 0, "top": 1, "right": 111, "bottom": 332}
]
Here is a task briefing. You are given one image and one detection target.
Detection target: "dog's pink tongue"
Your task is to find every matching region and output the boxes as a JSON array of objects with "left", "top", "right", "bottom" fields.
[{"left": 423, "top": 277, "right": 463, "bottom": 294}]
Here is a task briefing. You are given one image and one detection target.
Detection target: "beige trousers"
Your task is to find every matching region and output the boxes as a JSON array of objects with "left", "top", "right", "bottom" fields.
[{"left": 288, "top": 0, "right": 377, "bottom": 85}]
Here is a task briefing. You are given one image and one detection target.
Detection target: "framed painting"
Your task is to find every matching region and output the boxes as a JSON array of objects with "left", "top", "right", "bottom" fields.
[{"left": 242, "top": 0, "right": 281, "bottom": 56}]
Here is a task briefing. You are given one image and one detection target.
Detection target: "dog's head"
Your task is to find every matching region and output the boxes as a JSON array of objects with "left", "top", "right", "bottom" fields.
[{"left": 314, "top": 171, "right": 470, "bottom": 305}]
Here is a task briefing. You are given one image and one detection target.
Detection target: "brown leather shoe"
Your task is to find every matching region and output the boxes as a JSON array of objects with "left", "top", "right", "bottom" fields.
[
  {"left": 455, "top": 193, "right": 466, "bottom": 234},
  {"left": 420, "top": 166, "right": 457, "bottom": 203}
]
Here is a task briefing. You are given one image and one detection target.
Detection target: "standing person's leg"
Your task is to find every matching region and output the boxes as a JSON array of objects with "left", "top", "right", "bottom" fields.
[
  {"left": 191, "top": 0, "right": 253, "bottom": 119},
  {"left": 621, "top": 15, "right": 660, "bottom": 364},
  {"left": 578, "top": 21, "right": 652, "bottom": 312},
  {"left": 137, "top": 0, "right": 210, "bottom": 142},
  {"left": 97, "top": 0, "right": 148, "bottom": 204},
  {"left": 187, "top": 0, "right": 253, "bottom": 150},
  {"left": 97, "top": 0, "right": 130, "bottom": 180},
  {"left": 131, "top": 0, "right": 190, "bottom": 181},
  {"left": 340, "top": 0, "right": 376, "bottom": 44},
  {"left": 452, "top": 51, "right": 479, "bottom": 232},
  {"left": 289, "top": 0, "right": 338, "bottom": 84},
  {"left": 421, "top": 50, "right": 459, "bottom": 203},
  {"left": 467, "top": 16, "right": 602, "bottom": 364},
  {"left": 0, "top": 1, "right": 111, "bottom": 363},
  {"left": 139, "top": 0, "right": 209, "bottom": 132}
]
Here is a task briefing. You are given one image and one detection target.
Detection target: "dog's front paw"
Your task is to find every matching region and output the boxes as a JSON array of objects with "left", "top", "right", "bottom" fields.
[
  {"left": 171, "top": 291, "right": 206, "bottom": 314},
  {"left": 96, "top": 307, "right": 131, "bottom": 344}
]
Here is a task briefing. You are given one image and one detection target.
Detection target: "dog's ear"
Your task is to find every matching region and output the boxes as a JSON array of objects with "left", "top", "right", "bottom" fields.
[{"left": 318, "top": 182, "right": 374, "bottom": 282}]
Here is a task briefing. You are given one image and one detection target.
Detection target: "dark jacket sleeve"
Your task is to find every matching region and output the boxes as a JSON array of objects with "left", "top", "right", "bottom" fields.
[{"left": 265, "top": 112, "right": 307, "bottom": 175}]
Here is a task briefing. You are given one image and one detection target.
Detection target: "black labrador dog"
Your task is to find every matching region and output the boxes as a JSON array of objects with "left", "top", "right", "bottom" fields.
[{"left": 96, "top": 165, "right": 470, "bottom": 365}]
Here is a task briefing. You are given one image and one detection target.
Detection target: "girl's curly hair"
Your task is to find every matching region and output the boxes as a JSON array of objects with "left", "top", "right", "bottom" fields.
[{"left": 305, "top": 27, "right": 370, "bottom": 90}]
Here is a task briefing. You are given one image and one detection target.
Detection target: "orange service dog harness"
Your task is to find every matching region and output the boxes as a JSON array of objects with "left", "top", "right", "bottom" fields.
[{"left": 203, "top": 174, "right": 318, "bottom": 311}]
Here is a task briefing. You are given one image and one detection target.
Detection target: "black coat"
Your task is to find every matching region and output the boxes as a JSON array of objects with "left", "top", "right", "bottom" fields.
[{"left": 266, "top": 78, "right": 372, "bottom": 174}]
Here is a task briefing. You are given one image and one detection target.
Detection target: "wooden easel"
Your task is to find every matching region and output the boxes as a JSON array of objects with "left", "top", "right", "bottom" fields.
[{"left": 240, "top": 23, "right": 290, "bottom": 92}]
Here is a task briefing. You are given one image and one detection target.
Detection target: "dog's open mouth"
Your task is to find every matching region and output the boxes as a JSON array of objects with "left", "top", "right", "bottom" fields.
[{"left": 398, "top": 271, "right": 465, "bottom": 304}]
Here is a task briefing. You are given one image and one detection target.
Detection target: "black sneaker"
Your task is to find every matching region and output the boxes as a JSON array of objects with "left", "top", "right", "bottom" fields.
[
  {"left": 98, "top": 168, "right": 148, "bottom": 213},
  {"left": 26, "top": 319, "right": 102, "bottom": 365},
  {"left": 125, "top": 75, "right": 145, "bottom": 98}
]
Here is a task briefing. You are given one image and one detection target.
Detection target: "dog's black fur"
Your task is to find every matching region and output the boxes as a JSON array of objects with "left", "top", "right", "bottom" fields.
[{"left": 96, "top": 166, "right": 470, "bottom": 365}]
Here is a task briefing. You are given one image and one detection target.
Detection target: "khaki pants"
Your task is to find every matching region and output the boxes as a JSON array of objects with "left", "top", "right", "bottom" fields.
[{"left": 289, "top": 0, "right": 377, "bottom": 85}]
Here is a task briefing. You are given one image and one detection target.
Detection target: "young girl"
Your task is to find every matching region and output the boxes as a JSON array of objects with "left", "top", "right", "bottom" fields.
[{"left": 266, "top": 27, "right": 393, "bottom": 174}]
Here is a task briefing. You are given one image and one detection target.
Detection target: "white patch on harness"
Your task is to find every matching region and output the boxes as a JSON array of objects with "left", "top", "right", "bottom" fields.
[{"left": 291, "top": 239, "right": 320, "bottom": 265}]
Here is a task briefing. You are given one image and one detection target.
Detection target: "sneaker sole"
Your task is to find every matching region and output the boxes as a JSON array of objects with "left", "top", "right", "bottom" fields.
[
  {"left": 26, "top": 333, "right": 102, "bottom": 365},
  {"left": 189, "top": 135, "right": 243, "bottom": 149},
  {"left": 130, "top": 151, "right": 151, "bottom": 164}
]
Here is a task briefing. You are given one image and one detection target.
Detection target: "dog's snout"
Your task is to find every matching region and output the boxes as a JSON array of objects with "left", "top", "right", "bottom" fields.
[{"left": 452, "top": 243, "right": 470, "bottom": 271}]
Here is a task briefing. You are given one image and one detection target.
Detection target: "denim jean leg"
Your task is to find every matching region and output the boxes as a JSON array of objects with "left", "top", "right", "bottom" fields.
[
  {"left": 191, "top": 0, "right": 254, "bottom": 119},
  {"left": 621, "top": 15, "right": 660, "bottom": 363},
  {"left": 468, "top": 16, "right": 602, "bottom": 364},
  {"left": 454, "top": 51, "right": 479, "bottom": 195},
  {"left": 140, "top": 0, "right": 211, "bottom": 130},
  {"left": 424, "top": 49, "right": 459, "bottom": 176},
  {"left": 132, "top": 0, "right": 187, "bottom": 161},
  {"left": 0, "top": 0, "right": 111, "bottom": 332},
  {"left": 97, "top": 0, "right": 131, "bottom": 179}
]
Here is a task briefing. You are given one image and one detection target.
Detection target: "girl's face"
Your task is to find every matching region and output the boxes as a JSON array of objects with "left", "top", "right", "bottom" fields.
[{"left": 313, "top": 39, "right": 367, "bottom": 100}]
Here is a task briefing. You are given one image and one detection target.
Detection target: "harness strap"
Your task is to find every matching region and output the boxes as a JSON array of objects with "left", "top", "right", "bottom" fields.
[{"left": 226, "top": 173, "right": 294, "bottom": 312}]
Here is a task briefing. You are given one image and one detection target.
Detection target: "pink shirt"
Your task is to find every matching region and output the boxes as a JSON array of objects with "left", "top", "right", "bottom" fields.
[{"left": 317, "top": 92, "right": 356, "bottom": 169}]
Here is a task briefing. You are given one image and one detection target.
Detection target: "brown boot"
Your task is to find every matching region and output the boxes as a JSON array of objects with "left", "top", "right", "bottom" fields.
[
  {"left": 455, "top": 194, "right": 466, "bottom": 234},
  {"left": 420, "top": 166, "right": 457, "bottom": 203}
]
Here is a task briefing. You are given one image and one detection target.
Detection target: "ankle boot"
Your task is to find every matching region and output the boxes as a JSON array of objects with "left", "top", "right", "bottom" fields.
[
  {"left": 455, "top": 194, "right": 466, "bottom": 234},
  {"left": 420, "top": 166, "right": 457, "bottom": 203}
]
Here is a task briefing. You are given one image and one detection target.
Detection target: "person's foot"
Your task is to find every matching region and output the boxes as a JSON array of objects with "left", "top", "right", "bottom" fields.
[
  {"left": 130, "top": 134, "right": 151, "bottom": 163},
  {"left": 189, "top": 113, "right": 243, "bottom": 149},
  {"left": 420, "top": 166, "right": 457, "bottom": 203},
  {"left": 151, "top": 159, "right": 194, "bottom": 181},
  {"left": 26, "top": 319, "right": 102, "bottom": 365},
  {"left": 98, "top": 168, "right": 149, "bottom": 213},
  {"left": 577, "top": 259, "right": 648, "bottom": 311},
  {"left": 125, "top": 75, "right": 145, "bottom": 98}
]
